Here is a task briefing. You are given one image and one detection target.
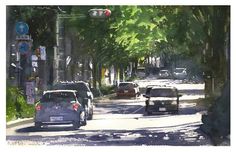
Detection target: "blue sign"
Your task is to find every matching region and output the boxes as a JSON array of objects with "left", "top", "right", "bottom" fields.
[
  {"left": 18, "top": 42, "right": 29, "bottom": 54},
  {"left": 15, "top": 22, "right": 29, "bottom": 35}
]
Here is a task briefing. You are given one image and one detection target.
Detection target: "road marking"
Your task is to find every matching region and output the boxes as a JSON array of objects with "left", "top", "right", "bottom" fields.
[{"left": 131, "top": 106, "right": 144, "bottom": 114}]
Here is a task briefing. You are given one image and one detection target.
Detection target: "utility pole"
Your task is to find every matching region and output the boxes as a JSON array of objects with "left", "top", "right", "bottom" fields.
[{"left": 54, "top": 13, "right": 86, "bottom": 84}]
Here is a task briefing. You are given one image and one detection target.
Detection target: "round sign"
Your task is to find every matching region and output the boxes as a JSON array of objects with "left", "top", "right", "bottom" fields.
[
  {"left": 18, "top": 42, "right": 29, "bottom": 54},
  {"left": 15, "top": 22, "right": 29, "bottom": 35}
]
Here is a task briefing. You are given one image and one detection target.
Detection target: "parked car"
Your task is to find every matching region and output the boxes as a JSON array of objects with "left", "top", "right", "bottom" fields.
[
  {"left": 173, "top": 68, "right": 187, "bottom": 79},
  {"left": 34, "top": 90, "right": 87, "bottom": 129},
  {"left": 158, "top": 70, "right": 171, "bottom": 79},
  {"left": 52, "top": 81, "right": 94, "bottom": 120},
  {"left": 143, "top": 86, "right": 182, "bottom": 115},
  {"left": 116, "top": 82, "right": 140, "bottom": 97}
]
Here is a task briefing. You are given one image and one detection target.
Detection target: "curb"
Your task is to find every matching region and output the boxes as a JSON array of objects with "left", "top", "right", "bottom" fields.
[{"left": 6, "top": 118, "right": 34, "bottom": 129}]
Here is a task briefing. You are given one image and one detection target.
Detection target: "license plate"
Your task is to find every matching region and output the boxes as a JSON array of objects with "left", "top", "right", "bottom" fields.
[
  {"left": 50, "top": 116, "right": 63, "bottom": 122},
  {"left": 159, "top": 107, "right": 166, "bottom": 111},
  {"left": 124, "top": 90, "right": 129, "bottom": 93}
]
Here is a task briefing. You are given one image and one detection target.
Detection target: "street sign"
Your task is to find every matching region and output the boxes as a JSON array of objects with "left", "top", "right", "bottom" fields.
[
  {"left": 27, "top": 96, "right": 35, "bottom": 104},
  {"left": 66, "top": 56, "right": 71, "bottom": 67},
  {"left": 26, "top": 81, "right": 35, "bottom": 95},
  {"left": 18, "top": 41, "right": 30, "bottom": 54},
  {"left": 31, "top": 55, "right": 38, "bottom": 67},
  {"left": 15, "top": 22, "right": 29, "bottom": 35},
  {"left": 26, "top": 81, "right": 35, "bottom": 104}
]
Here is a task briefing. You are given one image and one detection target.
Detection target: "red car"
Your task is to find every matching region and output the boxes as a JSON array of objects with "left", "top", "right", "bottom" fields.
[{"left": 116, "top": 82, "right": 140, "bottom": 97}]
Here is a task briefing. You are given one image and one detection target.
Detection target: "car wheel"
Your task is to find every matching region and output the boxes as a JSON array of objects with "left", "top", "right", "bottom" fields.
[
  {"left": 35, "top": 122, "right": 42, "bottom": 129},
  {"left": 88, "top": 105, "right": 93, "bottom": 120},
  {"left": 72, "top": 121, "right": 80, "bottom": 130},
  {"left": 84, "top": 105, "right": 89, "bottom": 120}
]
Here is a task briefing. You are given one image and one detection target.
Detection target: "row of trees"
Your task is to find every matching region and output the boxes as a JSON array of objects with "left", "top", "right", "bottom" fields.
[
  {"left": 66, "top": 6, "right": 229, "bottom": 93},
  {"left": 7, "top": 6, "right": 230, "bottom": 94}
]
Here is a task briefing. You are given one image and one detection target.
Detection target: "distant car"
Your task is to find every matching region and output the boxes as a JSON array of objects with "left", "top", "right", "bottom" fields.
[
  {"left": 136, "top": 67, "right": 146, "bottom": 78},
  {"left": 116, "top": 82, "right": 140, "bottom": 97},
  {"left": 144, "top": 86, "right": 182, "bottom": 115},
  {"left": 158, "top": 70, "right": 171, "bottom": 79},
  {"left": 173, "top": 68, "right": 187, "bottom": 79},
  {"left": 52, "top": 81, "right": 94, "bottom": 120},
  {"left": 34, "top": 90, "right": 87, "bottom": 129}
]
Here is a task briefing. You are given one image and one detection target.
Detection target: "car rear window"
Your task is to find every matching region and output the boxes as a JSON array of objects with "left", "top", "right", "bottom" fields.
[
  {"left": 150, "top": 88, "right": 177, "bottom": 97},
  {"left": 53, "top": 83, "right": 89, "bottom": 91},
  {"left": 174, "top": 69, "right": 185, "bottom": 73},
  {"left": 119, "top": 83, "right": 134, "bottom": 88},
  {"left": 41, "top": 92, "right": 76, "bottom": 102},
  {"left": 160, "top": 70, "right": 169, "bottom": 74}
]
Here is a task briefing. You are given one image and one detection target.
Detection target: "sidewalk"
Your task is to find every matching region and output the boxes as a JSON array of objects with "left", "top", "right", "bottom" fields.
[{"left": 6, "top": 118, "right": 33, "bottom": 128}]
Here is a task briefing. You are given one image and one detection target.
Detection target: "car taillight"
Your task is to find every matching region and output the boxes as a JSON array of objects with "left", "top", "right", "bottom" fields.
[
  {"left": 73, "top": 103, "right": 80, "bottom": 111},
  {"left": 35, "top": 104, "right": 41, "bottom": 111}
]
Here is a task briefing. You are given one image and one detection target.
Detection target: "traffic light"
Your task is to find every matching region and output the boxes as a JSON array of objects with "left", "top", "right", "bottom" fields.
[{"left": 88, "top": 9, "right": 111, "bottom": 18}]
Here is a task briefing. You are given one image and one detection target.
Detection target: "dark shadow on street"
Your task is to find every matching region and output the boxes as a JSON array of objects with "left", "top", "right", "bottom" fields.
[
  {"left": 10, "top": 123, "right": 212, "bottom": 146},
  {"left": 15, "top": 125, "right": 80, "bottom": 133}
]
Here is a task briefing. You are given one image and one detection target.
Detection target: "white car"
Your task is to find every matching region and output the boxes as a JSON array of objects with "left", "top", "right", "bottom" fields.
[
  {"left": 158, "top": 70, "right": 171, "bottom": 79},
  {"left": 173, "top": 68, "right": 187, "bottom": 79}
]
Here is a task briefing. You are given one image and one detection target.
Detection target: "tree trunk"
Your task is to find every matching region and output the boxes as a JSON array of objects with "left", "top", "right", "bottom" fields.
[
  {"left": 92, "top": 59, "right": 97, "bottom": 88},
  {"left": 119, "top": 65, "right": 124, "bottom": 82},
  {"left": 98, "top": 63, "right": 102, "bottom": 88}
]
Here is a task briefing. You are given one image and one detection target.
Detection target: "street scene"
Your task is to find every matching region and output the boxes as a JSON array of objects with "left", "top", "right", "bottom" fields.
[
  {"left": 6, "top": 6, "right": 230, "bottom": 146},
  {"left": 7, "top": 79, "right": 211, "bottom": 145}
]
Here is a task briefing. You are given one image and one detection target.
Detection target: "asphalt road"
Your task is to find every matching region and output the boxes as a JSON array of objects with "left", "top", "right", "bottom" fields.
[{"left": 6, "top": 79, "right": 213, "bottom": 146}]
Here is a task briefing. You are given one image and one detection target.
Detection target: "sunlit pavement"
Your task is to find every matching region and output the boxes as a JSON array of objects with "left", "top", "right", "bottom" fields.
[
  {"left": 6, "top": 100, "right": 211, "bottom": 146},
  {"left": 6, "top": 79, "right": 212, "bottom": 146}
]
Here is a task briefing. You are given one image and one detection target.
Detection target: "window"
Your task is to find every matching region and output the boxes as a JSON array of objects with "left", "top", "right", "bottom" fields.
[
  {"left": 150, "top": 89, "right": 177, "bottom": 97},
  {"left": 41, "top": 92, "right": 76, "bottom": 102}
]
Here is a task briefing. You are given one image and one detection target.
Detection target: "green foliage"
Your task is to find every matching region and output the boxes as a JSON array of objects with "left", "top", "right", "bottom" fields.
[
  {"left": 6, "top": 87, "right": 18, "bottom": 121},
  {"left": 100, "top": 85, "right": 116, "bottom": 95},
  {"left": 6, "top": 86, "right": 34, "bottom": 122},
  {"left": 111, "top": 6, "right": 167, "bottom": 58}
]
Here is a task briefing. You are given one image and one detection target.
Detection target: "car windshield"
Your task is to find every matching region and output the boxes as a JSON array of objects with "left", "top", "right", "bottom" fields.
[
  {"left": 41, "top": 92, "right": 76, "bottom": 102},
  {"left": 150, "top": 88, "right": 177, "bottom": 97},
  {"left": 53, "top": 83, "right": 89, "bottom": 91},
  {"left": 174, "top": 68, "right": 185, "bottom": 73}
]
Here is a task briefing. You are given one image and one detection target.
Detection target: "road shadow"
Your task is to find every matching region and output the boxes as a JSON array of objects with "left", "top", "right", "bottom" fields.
[
  {"left": 15, "top": 125, "right": 80, "bottom": 133},
  {"left": 72, "top": 123, "right": 212, "bottom": 146},
  {"left": 11, "top": 123, "right": 212, "bottom": 146}
]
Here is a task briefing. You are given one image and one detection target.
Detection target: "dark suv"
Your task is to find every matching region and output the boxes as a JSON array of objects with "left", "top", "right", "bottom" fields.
[
  {"left": 144, "top": 86, "right": 182, "bottom": 115},
  {"left": 52, "top": 81, "right": 94, "bottom": 120}
]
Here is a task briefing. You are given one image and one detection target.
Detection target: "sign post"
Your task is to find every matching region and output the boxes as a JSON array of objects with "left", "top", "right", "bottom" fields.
[{"left": 15, "top": 21, "right": 33, "bottom": 97}]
